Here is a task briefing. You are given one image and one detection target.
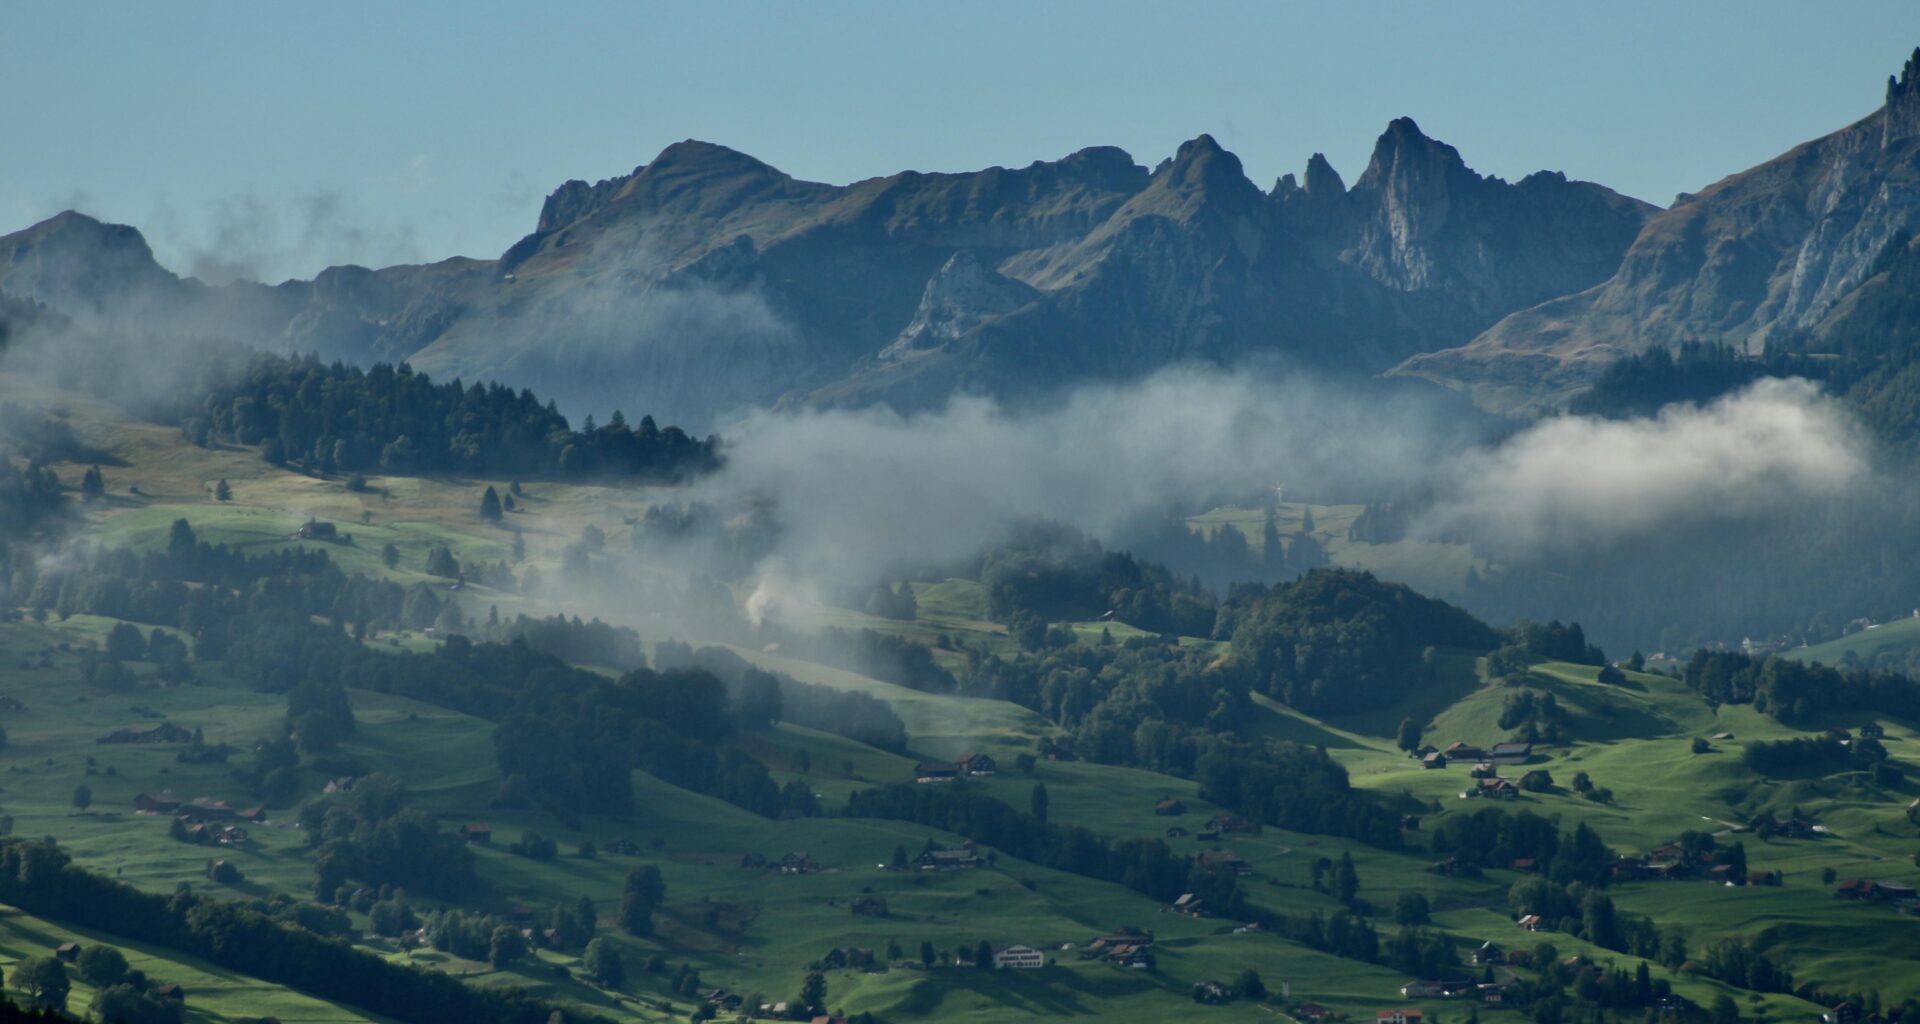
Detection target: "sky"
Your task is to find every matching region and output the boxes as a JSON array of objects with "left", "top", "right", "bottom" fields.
[{"left": 7, "top": 2, "right": 1916, "bottom": 283}]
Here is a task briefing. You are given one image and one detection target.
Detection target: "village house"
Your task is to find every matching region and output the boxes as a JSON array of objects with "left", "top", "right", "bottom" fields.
[
  {"left": 1207, "top": 813, "right": 1257, "bottom": 834},
  {"left": 1422, "top": 751, "right": 1448, "bottom": 769},
  {"left": 1490, "top": 741, "right": 1533, "bottom": 764},
  {"left": 1443, "top": 741, "right": 1486, "bottom": 761},
  {"left": 1296, "top": 1004, "right": 1331, "bottom": 1021},
  {"left": 177, "top": 797, "right": 240, "bottom": 823},
  {"left": 1516, "top": 914, "right": 1546, "bottom": 932},
  {"left": 134, "top": 790, "right": 182, "bottom": 814},
  {"left": 1428, "top": 856, "right": 1481, "bottom": 879},
  {"left": 850, "top": 896, "right": 888, "bottom": 917},
  {"left": 459, "top": 823, "right": 493, "bottom": 844},
  {"left": 1088, "top": 928, "right": 1154, "bottom": 951},
  {"left": 1154, "top": 798, "right": 1187, "bottom": 816},
  {"left": 1172, "top": 893, "right": 1207, "bottom": 916},
  {"left": 779, "top": 852, "right": 819, "bottom": 874},
  {"left": 816, "top": 947, "right": 879, "bottom": 971},
  {"left": 703, "top": 990, "right": 744, "bottom": 1012},
  {"left": 956, "top": 752, "right": 997, "bottom": 776},
  {"left": 914, "top": 762, "right": 961, "bottom": 784},
  {"left": 1378, "top": 1010, "right": 1425, "bottom": 1024},
  {"left": 1472, "top": 941, "right": 1505, "bottom": 965},
  {"left": 1105, "top": 943, "right": 1152, "bottom": 969},
  {"left": 1520, "top": 770, "right": 1553, "bottom": 790},
  {"left": 1469, "top": 762, "right": 1499, "bottom": 779},
  {"left": 1469, "top": 778, "right": 1519, "bottom": 800},
  {"left": 1479, "top": 976, "right": 1520, "bottom": 1003},
  {"left": 1751, "top": 812, "right": 1819, "bottom": 839},
  {"left": 992, "top": 945, "right": 1046, "bottom": 969},
  {"left": 294, "top": 519, "right": 338, "bottom": 541},
  {"left": 1195, "top": 849, "right": 1251, "bottom": 875},
  {"left": 917, "top": 842, "right": 981, "bottom": 871}
]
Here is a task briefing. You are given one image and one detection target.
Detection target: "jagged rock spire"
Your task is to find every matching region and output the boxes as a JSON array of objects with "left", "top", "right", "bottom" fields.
[{"left": 1885, "top": 46, "right": 1920, "bottom": 148}]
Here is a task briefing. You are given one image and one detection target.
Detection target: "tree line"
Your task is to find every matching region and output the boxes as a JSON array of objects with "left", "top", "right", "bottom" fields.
[{"left": 177, "top": 354, "right": 719, "bottom": 481}]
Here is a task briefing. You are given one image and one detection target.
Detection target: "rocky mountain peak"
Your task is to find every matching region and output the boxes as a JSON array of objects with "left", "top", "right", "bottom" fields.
[
  {"left": 1885, "top": 46, "right": 1920, "bottom": 147},
  {"left": 1303, "top": 153, "right": 1346, "bottom": 197},
  {"left": 1354, "top": 117, "right": 1471, "bottom": 193}
]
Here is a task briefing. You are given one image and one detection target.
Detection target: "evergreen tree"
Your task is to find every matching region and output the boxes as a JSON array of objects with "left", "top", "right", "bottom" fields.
[
  {"left": 920, "top": 941, "right": 935, "bottom": 967},
  {"left": 620, "top": 865, "right": 665, "bottom": 935},
  {"left": 479, "top": 486, "right": 503, "bottom": 522},
  {"left": 1031, "top": 782, "right": 1049, "bottom": 823},
  {"left": 71, "top": 784, "right": 92, "bottom": 813},
  {"left": 975, "top": 939, "right": 993, "bottom": 969},
  {"left": 800, "top": 971, "right": 827, "bottom": 1012},
  {"left": 81, "top": 465, "right": 105, "bottom": 501},
  {"left": 1396, "top": 717, "right": 1422, "bottom": 752},
  {"left": 1333, "top": 851, "right": 1359, "bottom": 906},
  {"left": 381, "top": 542, "right": 400, "bottom": 569},
  {"left": 214, "top": 478, "right": 232, "bottom": 501},
  {"left": 510, "top": 531, "right": 525, "bottom": 563}
]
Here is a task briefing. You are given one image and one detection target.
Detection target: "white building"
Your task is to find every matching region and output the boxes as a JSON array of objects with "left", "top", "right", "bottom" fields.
[{"left": 992, "top": 945, "right": 1046, "bottom": 969}]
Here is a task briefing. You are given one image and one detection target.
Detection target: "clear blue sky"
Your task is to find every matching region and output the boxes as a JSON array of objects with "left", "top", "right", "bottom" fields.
[{"left": 7, "top": 2, "right": 1916, "bottom": 282}]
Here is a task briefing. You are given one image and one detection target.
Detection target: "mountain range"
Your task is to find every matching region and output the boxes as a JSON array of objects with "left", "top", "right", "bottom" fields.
[{"left": 5, "top": 50, "right": 1920, "bottom": 426}]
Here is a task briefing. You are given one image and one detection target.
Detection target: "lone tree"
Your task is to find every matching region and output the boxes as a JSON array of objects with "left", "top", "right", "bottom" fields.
[
  {"left": 584, "top": 937, "right": 624, "bottom": 986},
  {"left": 71, "top": 784, "right": 92, "bottom": 814},
  {"left": 214, "top": 479, "right": 232, "bottom": 502},
  {"left": 381, "top": 542, "right": 400, "bottom": 569},
  {"left": 80, "top": 465, "right": 105, "bottom": 502},
  {"left": 75, "top": 945, "right": 128, "bottom": 988},
  {"left": 799, "top": 971, "right": 827, "bottom": 1012},
  {"left": 1394, "top": 891, "right": 1431, "bottom": 926},
  {"left": 1236, "top": 969, "right": 1267, "bottom": 1000},
  {"left": 425, "top": 545, "right": 461, "bottom": 579},
  {"left": 919, "top": 940, "right": 935, "bottom": 967},
  {"left": 1333, "top": 851, "right": 1359, "bottom": 906},
  {"left": 9, "top": 956, "right": 69, "bottom": 1011},
  {"left": 480, "top": 486, "right": 503, "bottom": 522},
  {"left": 1396, "top": 717, "right": 1423, "bottom": 753},
  {"left": 620, "top": 864, "right": 666, "bottom": 936},
  {"left": 974, "top": 939, "right": 993, "bottom": 970}
]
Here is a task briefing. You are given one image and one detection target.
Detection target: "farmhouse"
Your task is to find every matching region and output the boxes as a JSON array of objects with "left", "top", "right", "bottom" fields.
[
  {"left": 1105, "top": 943, "right": 1152, "bottom": 968},
  {"left": 779, "top": 852, "right": 819, "bottom": 874},
  {"left": 1172, "top": 892, "right": 1207, "bottom": 916},
  {"left": 1195, "top": 849, "right": 1251, "bottom": 875},
  {"left": 851, "top": 896, "right": 888, "bottom": 917},
  {"left": 294, "top": 519, "right": 338, "bottom": 540},
  {"left": 1479, "top": 976, "right": 1520, "bottom": 1003},
  {"left": 956, "top": 752, "right": 997, "bottom": 776},
  {"left": 918, "top": 842, "right": 981, "bottom": 870},
  {"left": 1154, "top": 798, "right": 1187, "bottom": 816},
  {"left": 1470, "top": 778, "right": 1519, "bottom": 800},
  {"left": 1297, "top": 1005, "right": 1331, "bottom": 1021},
  {"left": 1194, "top": 980, "right": 1233, "bottom": 1004},
  {"left": 179, "top": 797, "right": 239, "bottom": 822},
  {"left": 1422, "top": 752, "right": 1448, "bottom": 769},
  {"left": 1378, "top": 1011, "right": 1425, "bottom": 1024},
  {"left": 1520, "top": 770, "right": 1554, "bottom": 790},
  {"left": 1165, "top": 826, "right": 1189, "bottom": 838},
  {"left": 323, "top": 776, "right": 359, "bottom": 794},
  {"left": 134, "top": 790, "right": 182, "bottom": 814},
  {"left": 1472, "top": 941, "right": 1505, "bottom": 965},
  {"left": 992, "top": 945, "right": 1046, "bottom": 969},
  {"left": 1516, "top": 914, "right": 1546, "bottom": 931},
  {"left": 54, "top": 943, "right": 80, "bottom": 962},
  {"left": 1207, "top": 813, "right": 1256, "bottom": 834},
  {"left": 914, "top": 762, "right": 960, "bottom": 784},
  {"left": 1489, "top": 741, "right": 1533, "bottom": 763},
  {"left": 1443, "top": 741, "right": 1486, "bottom": 761},
  {"left": 459, "top": 823, "right": 493, "bottom": 844},
  {"left": 1088, "top": 928, "right": 1154, "bottom": 949}
]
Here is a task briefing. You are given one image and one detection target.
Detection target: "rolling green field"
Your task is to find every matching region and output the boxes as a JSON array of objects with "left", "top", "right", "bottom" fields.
[{"left": 3, "top": 385, "right": 1917, "bottom": 1021}]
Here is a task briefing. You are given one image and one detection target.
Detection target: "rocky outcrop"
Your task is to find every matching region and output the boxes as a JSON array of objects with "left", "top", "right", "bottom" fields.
[{"left": 1399, "top": 48, "right": 1920, "bottom": 410}]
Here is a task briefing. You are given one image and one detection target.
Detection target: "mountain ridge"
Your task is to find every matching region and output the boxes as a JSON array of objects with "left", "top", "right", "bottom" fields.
[{"left": 1, "top": 121, "right": 1657, "bottom": 426}]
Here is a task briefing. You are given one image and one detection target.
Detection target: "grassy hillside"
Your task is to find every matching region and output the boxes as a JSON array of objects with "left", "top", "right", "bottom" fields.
[{"left": 3, "top": 386, "right": 1914, "bottom": 1020}]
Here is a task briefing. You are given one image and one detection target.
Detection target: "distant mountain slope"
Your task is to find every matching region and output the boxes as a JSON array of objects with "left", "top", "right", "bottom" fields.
[
  {"left": 1399, "top": 49, "right": 1920, "bottom": 410},
  {"left": 0, "top": 123, "right": 1652, "bottom": 427}
]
